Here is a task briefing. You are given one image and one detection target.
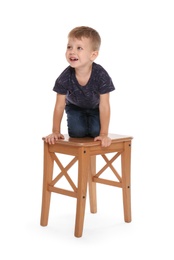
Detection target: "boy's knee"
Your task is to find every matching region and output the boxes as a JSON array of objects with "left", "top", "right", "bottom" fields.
[
  {"left": 68, "top": 129, "right": 87, "bottom": 138},
  {"left": 88, "top": 128, "right": 100, "bottom": 138}
]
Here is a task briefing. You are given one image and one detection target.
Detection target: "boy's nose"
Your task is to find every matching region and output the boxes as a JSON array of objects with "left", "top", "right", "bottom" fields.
[{"left": 70, "top": 48, "right": 75, "bottom": 54}]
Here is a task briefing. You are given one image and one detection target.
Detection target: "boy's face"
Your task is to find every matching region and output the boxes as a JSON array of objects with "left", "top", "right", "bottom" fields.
[{"left": 65, "top": 37, "right": 98, "bottom": 68}]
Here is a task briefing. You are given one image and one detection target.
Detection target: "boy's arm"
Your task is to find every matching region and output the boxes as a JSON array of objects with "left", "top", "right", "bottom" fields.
[
  {"left": 45, "top": 94, "right": 66, "bottom": 144},
  {"left": 94, "top": 93, "right": 111, "bottom": 147},
  {"left": 52, "top": 94, "right": 66, "bottom": 134}
]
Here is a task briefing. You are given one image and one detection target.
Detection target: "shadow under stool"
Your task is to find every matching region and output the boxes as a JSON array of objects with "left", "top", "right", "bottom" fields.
[{"left": 40, "top": 133, "right": 133, "bottom": 237}]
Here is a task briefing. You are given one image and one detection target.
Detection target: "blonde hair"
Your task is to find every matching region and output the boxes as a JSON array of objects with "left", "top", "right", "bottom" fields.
[{"left": 68, "top": 26, "right": 101, "bottom": 51}]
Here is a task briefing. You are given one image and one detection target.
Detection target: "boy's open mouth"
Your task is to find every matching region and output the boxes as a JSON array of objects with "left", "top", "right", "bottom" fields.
[{"left": 70, "top": 58, "right": 78, "bottom": 61}]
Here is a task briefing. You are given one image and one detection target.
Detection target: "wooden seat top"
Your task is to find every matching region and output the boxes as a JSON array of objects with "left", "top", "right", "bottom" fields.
[{"left": 42, "top": 133, "right": 133, "bottom": 147}]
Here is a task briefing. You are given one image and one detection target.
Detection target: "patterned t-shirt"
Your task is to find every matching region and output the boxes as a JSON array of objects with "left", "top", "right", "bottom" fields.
[{"left": 53, "top": 62, "right": 115, "bottom": 109}]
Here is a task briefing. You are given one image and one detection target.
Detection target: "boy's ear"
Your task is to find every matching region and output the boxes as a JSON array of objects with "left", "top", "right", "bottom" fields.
[{"left": 91, "top": 50, "right": 99, "bottom": 61}]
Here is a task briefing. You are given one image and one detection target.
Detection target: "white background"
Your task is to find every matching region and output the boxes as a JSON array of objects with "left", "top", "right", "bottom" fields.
[{"left": 0, "top": 0, "right": 174, "bottom": 259}]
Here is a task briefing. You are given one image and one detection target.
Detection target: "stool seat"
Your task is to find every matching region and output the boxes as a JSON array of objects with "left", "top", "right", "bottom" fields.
[{"left": 40, "top": 133, "right": 133, "bottom": 237}]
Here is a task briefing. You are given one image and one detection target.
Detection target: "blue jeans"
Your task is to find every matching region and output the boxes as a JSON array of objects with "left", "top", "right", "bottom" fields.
[{"left": 65, "top": 104, "right": 100, "bottom": 138}]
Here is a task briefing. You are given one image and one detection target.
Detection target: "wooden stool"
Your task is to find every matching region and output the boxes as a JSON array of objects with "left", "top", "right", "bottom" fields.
[{"left": 40, "top": 133, "right": 133, "bottom": 237}]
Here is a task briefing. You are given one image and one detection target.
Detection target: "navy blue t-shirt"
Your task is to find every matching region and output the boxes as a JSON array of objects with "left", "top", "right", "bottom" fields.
[{"left": 53, "top": 62, "right": 115, "bottom": 109}]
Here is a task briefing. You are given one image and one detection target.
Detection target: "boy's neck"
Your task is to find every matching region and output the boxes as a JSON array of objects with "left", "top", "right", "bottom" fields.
[
  {"left": 75, "top": 63, "right": 93, "bottom": 76},
  {"left": 75, "top": 63, "right": 93, "bottom": 86}
]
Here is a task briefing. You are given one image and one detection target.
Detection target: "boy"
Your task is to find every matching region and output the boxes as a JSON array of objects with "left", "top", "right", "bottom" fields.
[{"left": 45, "top": 26, "right": 115, "bottom": 147}]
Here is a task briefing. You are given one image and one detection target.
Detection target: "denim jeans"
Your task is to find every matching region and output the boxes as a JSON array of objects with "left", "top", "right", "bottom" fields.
[{"left": 65, "top": 104, "right": 100, "bottom": 138}]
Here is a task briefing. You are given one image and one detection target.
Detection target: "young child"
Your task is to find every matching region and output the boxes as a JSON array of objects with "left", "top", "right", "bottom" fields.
[{"left": 44, "top": 26, "right": 115, "bottom": 147}]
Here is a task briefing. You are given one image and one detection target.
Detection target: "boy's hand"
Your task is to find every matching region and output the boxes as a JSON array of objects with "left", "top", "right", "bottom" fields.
[
  {"left": 44, "top": 133, "right": 64, "bottom": 145},
  {"left": 94, "top": 135, "right": 111, "bottom": 147}
]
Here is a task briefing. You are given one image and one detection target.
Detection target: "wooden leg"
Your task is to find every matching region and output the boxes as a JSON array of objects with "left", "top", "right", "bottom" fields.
[
  {"left": 74, "top": 147, "right": 89, "bottom": 237},
  {"left": 40, "top": 142, "right": 54, "bottom": 226},
  {"left": 121, "top": 141, "right": 132, "bottom": 222},
  {"left": 88, "top": 155, "right": 97, "bottom": 213}
]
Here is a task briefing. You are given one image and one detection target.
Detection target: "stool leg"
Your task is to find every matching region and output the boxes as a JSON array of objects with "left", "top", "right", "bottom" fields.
[
  {"left": 40, "top": 142, "right": 54, "bottom": 226},
  {"left": 74, "top": 147, "right": 89, "bottom": 237},
  {"left": 121, "top": 141, "right": 132, "bottom": 222},
  {"left": 88, "top": 155, "right": 97, "bottom": 213}
]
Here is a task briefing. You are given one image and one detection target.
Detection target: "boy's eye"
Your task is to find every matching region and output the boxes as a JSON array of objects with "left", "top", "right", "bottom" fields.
[
  {"left": 77, "top": 47, "right": 83, "bottom": 50},
  {"left": 67, "top": 46, "right": 71, "bottom": 49}
]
